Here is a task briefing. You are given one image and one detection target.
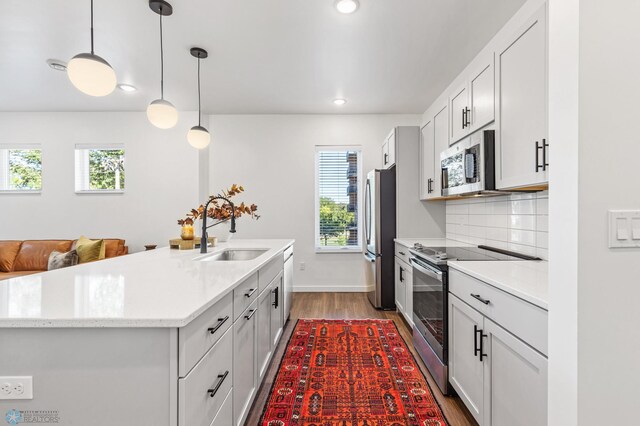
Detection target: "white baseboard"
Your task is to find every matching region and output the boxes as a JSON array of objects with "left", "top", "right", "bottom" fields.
[{"left": 293, "top": 286, "right": 373, "bottom": 293}]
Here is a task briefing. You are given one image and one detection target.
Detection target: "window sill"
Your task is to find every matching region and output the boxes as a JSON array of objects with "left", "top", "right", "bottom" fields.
[
  {"left": 0, "top": 190, "right": 41, "bottom": 194},
  {"left": 315, "top": 248, "right": 363, "bottom": 254},
  {"left": 75, "top": 190, "right": 125, "bottom": 195}
]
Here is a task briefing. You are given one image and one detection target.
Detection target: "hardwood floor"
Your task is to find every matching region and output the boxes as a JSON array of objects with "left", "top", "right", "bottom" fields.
[{"left": 245, "top": 292, "right": 477, "bottom": 426}]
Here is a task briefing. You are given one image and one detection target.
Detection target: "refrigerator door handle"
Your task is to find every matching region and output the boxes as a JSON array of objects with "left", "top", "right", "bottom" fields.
[
  {"left": 365, "top": 179, "right": 371, "bottom": 245},
  {"left": 364, "top": 252, "right": 376, "bottom": 263}
]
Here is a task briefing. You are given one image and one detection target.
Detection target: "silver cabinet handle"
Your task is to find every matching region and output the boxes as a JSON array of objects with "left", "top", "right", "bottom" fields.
[
  {"left": 471, "top": 293, "right": 491, "bottom": 305},
  {"left": 207, "top": 316, "right": 229, "bottom": 335},
  {"left": 244, "top": 288, "right": 257, "bottom": 298},
  {"left": 244, "top": 309, "right": 257, "bottom": 320}
]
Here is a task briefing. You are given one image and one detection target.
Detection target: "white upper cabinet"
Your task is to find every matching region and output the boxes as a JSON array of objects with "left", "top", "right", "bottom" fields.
[
  {"left": 495, "top": 5, "right": 548, "bottom": 189},
  {"left": 420, "top": 120, "right": 436, "bottom": 200},
  {"left": 382, "top": 129, "right": 396, "bottom": 169},
  {"left": 449, "top": 53, "right": 495, "bottom": 146},
  {"left": 433, "top": 103, "right": 449, "bottom": 196}
]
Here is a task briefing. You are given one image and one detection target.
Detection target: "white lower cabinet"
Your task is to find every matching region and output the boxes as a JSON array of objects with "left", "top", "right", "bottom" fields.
[
  {"left": 270, "top": 273, "right": 284, "bottom": 348},
  {"left": 449, "top": 295, "right": 485, "bottom": 424},
  {"left": 483, "top": 318, "right": 547, "bottom": 426},
  {"left": 210, "top": 389, "right": 233, "bottom": 426},
  {"left": 257, "top": 283, "right": 273, "bottom": 381},
  {"left": 394, "top": 248, "right": 413, "bottom": 327},
  {"left": 449, "top": 272, "right": 548, "bottom": 426},
  {"left": 233, "top": 300, "right": 258, "bottom": 426}
]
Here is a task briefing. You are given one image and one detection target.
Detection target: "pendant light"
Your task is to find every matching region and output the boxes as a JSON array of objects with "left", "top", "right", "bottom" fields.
[
  {"left": 147, "top": 0, "right": 178, "bottom": 129},
  {"left": 187, "top": 48, "right": 210, "bottom": 149},
  {"left": 67, "top": 0, "right": 117, "bottom": 97}
]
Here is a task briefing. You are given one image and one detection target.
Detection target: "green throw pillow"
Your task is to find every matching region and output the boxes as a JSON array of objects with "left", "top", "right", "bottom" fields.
[{"left": 76, "top": 238, "right": 105, "bottom": 263}]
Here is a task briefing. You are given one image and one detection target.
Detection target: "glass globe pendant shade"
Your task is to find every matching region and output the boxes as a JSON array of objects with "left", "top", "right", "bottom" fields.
[
  {"left": 147, "top": 99, "right": 178, "bottom": 129},
  {"left": 187, "top": 125, "right": 210, "bottom": 149},
  {"left": 67, "top": 53, "right": 117, "bottom": 97}
]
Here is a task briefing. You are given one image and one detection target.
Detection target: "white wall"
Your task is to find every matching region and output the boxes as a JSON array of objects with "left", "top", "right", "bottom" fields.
[
  {"left": 0, "top": 112, "right": 204, "bottom": 252},
  {"left": 446, "top": 191, "right": 549, "bottom": 260},
  {"left": 549, "top": 0, "right": 640, "bottom": 424},
  {"left": 207, "top": 114, "right": 446, "bottom": 291}
]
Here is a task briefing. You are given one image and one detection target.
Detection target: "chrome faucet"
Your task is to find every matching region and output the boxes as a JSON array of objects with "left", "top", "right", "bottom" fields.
[{"left": 200, "top": 196, "right": 236, "bottom": 253}]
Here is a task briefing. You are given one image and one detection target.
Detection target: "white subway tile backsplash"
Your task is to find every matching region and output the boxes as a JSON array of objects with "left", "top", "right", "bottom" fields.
[{"left": 446, "top": 192, "right": 549, "bottom": 260}]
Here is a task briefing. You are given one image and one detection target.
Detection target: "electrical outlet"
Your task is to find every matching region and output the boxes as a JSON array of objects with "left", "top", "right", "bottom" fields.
[
  {"left": 0, "top": 377, "right": 32, "bottom": 400},
  {"left": 299, "top": 262, "right": 305, "bottom": 271}
]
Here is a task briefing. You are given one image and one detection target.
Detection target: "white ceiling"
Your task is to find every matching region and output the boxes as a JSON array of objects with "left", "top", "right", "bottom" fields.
[{"left": 0, "top": 0, "right": 525, "bottom": 114}]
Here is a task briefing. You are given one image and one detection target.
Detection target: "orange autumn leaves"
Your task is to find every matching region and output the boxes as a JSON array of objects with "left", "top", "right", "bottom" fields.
[{"left": 177, "top": 184, "right": 260, "bottom": 226}]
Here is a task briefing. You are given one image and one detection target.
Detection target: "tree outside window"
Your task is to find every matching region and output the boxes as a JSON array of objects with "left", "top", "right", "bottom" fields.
[{"left": 0, "top": 148, "right": 42, "bottom": 192}]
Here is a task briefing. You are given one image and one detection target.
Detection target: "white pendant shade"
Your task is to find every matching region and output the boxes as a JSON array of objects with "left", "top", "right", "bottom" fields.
[
  {"left": 147, "top": 99, "right": 178, "bottom": 129},
  {"left": 187, "top": 125, "right": 210, "bottom": 149},
  {"left": 67, "top": 53, "right": 116, "bottom": 97}
]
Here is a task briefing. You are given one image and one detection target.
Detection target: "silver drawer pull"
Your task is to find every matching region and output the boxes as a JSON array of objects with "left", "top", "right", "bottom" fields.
[
  {"left": 207, "top": 316, "right": 229, "bottom": 335},
  {"left": 244, "top": 309, "right": 257, "bottom": 320},
  {"left": 207, "top": 371, "right": 229, "bottom": 398},
  {"left": 244, "top": 288, "right": 257, "bottom": 298},
  {"left": 471, "top": 293, "right": 491, "bottom": 305}
]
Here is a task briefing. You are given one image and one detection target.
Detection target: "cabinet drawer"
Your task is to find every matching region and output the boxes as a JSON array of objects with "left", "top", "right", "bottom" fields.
[
  {"left": 449, "top": 268, "right": 547, "bottom": 355},
  {"left": 179, "top": 292, "right": 233, "bottom": 377},
  {"left": 210, "top": 388, "right": 232, "bottom": 426},
  {"left": 233, "top": 272, "right": 259, "bottom": 320},
  {"left": 395, "top": 243, "right": 411, "bottom": 265},
  {"left": 179, "top": 326, "right": 233, "bottom": 426},
  {"left": 259, "top": 256, "right": 283, "bottom": 293}
]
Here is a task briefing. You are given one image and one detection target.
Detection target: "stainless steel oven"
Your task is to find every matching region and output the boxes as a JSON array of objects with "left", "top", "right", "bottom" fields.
[
  {"left": 410, "top": 255, "right": 449, "bottom": 394},
  {"left": 440, "top": 129, "right": 496, "bottom": 197}
]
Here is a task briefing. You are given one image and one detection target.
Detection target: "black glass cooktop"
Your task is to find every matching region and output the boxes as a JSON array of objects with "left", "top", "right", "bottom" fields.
[{"left": 411, "top": 244, "right": 540, "bottom": 264}]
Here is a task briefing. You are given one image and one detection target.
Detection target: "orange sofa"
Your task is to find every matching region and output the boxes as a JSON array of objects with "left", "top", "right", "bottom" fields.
[{"left": 0, "top": 239, "right": 128, "bottom": 280}]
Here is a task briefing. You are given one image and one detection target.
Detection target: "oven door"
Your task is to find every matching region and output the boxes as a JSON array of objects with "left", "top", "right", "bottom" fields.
[{"left": 411, "top": 257, "right": 447, "bottom": 363}]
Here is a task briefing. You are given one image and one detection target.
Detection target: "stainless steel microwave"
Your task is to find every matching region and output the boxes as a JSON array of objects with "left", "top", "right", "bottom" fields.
[{"left": 440, "top": 129, "right": 496, "bottom": 196}]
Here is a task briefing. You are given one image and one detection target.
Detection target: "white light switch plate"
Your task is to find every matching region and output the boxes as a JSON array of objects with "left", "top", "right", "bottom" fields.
[
  {"left": 0, "top": 376, "right": 33, "bottom": 400},
  {"left": 609, "top": 210, "right": 640, "bottom": 248}
]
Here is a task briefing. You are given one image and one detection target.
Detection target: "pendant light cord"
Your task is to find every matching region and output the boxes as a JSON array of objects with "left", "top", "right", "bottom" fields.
[
  {"left": 90, "top": 0, "right": 94, "bottom": 54},
  {"left": 197, "top": 57, "right": 201, "bottom": 126},
  {"left": 160, "top": 11, "right": 164, "bottom": 99}
]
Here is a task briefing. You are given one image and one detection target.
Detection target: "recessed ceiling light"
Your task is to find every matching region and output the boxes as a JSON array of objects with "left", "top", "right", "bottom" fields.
[
  {"left": 335, "top": 0, "right": 359, "bottom": 14},
  {"left": 46, "top": 59, "right": 67, "bottom": 71},
  {"left": 333, "top": 98, "right": 347, "bottom": 106},
  {"left": 117, "top": 84, "right": 137, "bottom": 93}
]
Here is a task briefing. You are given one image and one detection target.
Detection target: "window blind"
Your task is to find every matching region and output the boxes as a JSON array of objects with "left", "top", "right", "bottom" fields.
[{"left": 315, "top": 148, "right": 361, "bottom": 251}]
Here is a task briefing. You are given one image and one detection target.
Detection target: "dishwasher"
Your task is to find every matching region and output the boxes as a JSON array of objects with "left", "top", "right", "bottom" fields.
[{"left": 283, "top": 246, "right": 294, "bottom": 321}]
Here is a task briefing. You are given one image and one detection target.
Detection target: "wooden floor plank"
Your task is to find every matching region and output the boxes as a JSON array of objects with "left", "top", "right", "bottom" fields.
[{"left": 245, "top": 292, "right": 477, "bottom": 426}]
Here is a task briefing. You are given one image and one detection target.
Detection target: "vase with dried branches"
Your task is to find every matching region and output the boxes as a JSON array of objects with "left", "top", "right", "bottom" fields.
[{"left": 178, "top": 184, "right": 259, "bottom": 242}]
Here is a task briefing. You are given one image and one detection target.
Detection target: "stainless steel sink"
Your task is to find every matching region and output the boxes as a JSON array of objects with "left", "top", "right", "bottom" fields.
[{"left": 196, "top": 249, "right": 268, "bottom": 262}]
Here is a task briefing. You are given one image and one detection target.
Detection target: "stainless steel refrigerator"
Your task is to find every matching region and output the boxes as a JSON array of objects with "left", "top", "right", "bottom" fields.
[{"left": 364, "top": 168, "right": 396, "bottom": 309}]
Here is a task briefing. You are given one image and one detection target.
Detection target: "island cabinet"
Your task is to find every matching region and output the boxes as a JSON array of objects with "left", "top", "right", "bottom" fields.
[{"left": 448, "top": 268, "right": 547, "bottom": 426}]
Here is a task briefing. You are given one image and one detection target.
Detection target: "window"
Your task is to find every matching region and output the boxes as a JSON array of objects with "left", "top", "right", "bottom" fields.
[
  {"left": 0, "top": 145, "right": 42, "bottom": 192},
  {"left": 75, "top": 145, "right": 125, "bottom": 193},
  {"left": 315, "top": 147, "right": 362, "bottom": 252}
]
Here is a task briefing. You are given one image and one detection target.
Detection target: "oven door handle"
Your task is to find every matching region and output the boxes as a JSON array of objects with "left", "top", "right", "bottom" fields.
[{"left": 410, "top": 258, "right": 443, "bottom": 281}]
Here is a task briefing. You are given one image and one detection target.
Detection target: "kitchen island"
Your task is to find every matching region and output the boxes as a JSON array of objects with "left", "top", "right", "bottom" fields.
[{"left": 0, "top": 239, "right": 294, "bottom": 426}]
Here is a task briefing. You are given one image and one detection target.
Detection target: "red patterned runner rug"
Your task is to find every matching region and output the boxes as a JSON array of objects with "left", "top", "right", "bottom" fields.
[{"left": 260, "top": 319, "right": 448, "bottom": 426}]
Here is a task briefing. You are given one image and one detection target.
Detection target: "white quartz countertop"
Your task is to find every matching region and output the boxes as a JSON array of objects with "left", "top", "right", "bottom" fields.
[
  {"left": 447, "top": 260, "right": 548, "bottom": 310},
  {"left": 0, "top": 239, "right": 294, "bottom": 328},
  {"left": 394, "top": 238, "right": 472, "bottom": 249}
]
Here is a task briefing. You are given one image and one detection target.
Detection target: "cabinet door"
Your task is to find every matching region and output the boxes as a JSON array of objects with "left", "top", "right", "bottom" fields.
[
  {"left": 270, "top": 273, "right": 284, "bottom": 349},
  {"left": 483, "top": 318, "right": 547, "bottom": 426},
  {"left": 403, "top": 267, "right": 413, "bottom": 327},
  {"left": 381, "top": 141, "right": 389, "bottom": 168},
  {"left": 257, "top": 286, "right": 273, "bottom": 381},
  {"left": 394, "top": 258, "right": 405, "bottom": 314},
  {"left": 387, "top": 131, "right": 396, "bottom": 167},
  {"left": 450, "top": 83, "right": 469, "bottom": 144},
  {"left": 449, "top": 294, "right": 485, "bottom": 425},
  {"left": 495, "top": 5, "right": 547, "bottom": 189},
  {"left": 233, "top": 301, "right": 258, "bottom": 426},
  {"left": 420, "top": 121, "right": 436, "bottom": 200},
  {"left": 433, "top": 104, "right": 449, "bottom": 196},
  {"left": 470, "top": 55, "right": 495, "bottom": 131}
]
